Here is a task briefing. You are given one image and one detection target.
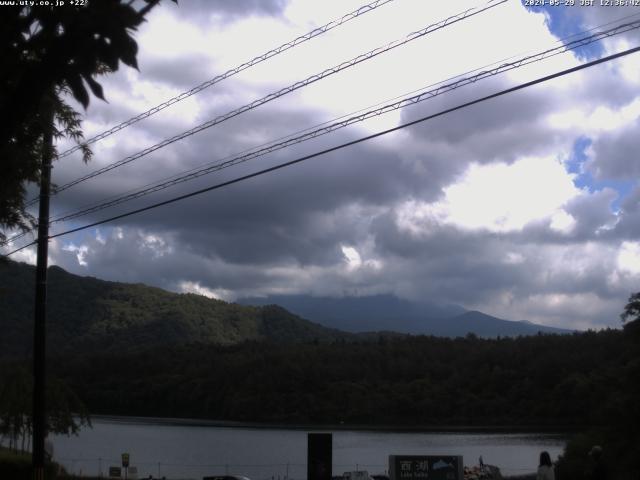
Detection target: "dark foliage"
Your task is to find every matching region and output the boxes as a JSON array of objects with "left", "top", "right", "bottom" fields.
[
  {"left": 0, "top": 260, "right": 351, "bottom": 359},
  {"left": 39, "top": 325, "right": 639, "bottom": 477},
  {"left": 39, "top": 329, "right": 632, "bottom": 429},
  {"left": 0, "top": 0, "right": 173, "bottom": 243},
  {"left": 0, "top": 365, "right": 91, "bottom": 456},
  {"left": 555, "top": 294, "right": 640, "bottom": 480},
  {"left": 2, "top": 258, "right": 639, "bottom": 476},
  {"left": 0, "top": 448, "right": 60, "bottom": 480}
]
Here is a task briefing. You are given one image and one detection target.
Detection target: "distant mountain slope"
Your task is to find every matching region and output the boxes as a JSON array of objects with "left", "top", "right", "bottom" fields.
[
  {"left": 238, "top": 294, "right": 573, "bottom": 337},
  {"left": 238, "top": 294, "right": 465, "bottom": 332},
  {"left": 0, "top": 261, "right": 350, "bottom": 359},
  {"left": 432, "top": 310, "right": 573, "bottom": 337}
]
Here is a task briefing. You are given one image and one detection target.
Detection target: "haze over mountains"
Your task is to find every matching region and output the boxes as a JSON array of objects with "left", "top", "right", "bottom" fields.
[
  {"left": 239, "top": 294, "right": 573, "bottom": 336},
  {"left": 0, "top": 260, "right": 572, "bottom": 359}
]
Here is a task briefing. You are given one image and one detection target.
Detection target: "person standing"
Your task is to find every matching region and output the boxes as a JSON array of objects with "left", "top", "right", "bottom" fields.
[{"left": 537, "top": 451, "right": 555, "bottom": 480}]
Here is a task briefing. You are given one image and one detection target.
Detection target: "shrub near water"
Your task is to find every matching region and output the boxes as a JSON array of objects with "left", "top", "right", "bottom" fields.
[
  {"left": 0, "top": 448, "right": 59, "bottom": 480},
  {"left": 556, "top": 321, "right": 640, "bottom": 480},
  {"left": 0, "top": 449, "right": 98, "bottom": 480}
]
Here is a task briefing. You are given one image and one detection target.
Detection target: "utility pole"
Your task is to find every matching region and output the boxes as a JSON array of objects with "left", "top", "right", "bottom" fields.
[{"left": 32, "top": 94, "right": 54, "bottom": 480}]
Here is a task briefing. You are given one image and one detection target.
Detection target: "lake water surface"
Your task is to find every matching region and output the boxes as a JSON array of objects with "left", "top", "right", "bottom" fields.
[{"left": 51, "top": 417, "right": 567, "bottom": 480}]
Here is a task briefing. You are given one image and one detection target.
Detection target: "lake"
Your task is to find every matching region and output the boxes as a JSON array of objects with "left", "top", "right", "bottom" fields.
[{"left": 50, "top": 417, "right": 567, "bottom": 480}]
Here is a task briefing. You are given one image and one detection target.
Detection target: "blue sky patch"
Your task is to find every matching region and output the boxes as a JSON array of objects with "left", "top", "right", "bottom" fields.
[{"left": 523, "top": 2, "right": 604, "bottom": 60}]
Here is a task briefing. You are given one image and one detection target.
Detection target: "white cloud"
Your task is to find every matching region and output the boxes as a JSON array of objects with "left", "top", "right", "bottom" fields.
[
  {"left": 504, "top": 252, "right": 525, "bottom": 265},
  {"left": 550, "top": 209, "right": 576, "bottom": 234},
  {"left": 341, "top": 245, "right": 362, "bottom": 269},
  {"left": 95, "top": 229, "right": 106, "bottom": 245},
  {"left": 179, "top": 281, "right": 232, "bottom": 301},
  {"left": 605, "top": 37, "right": 640, "bottom": 85},
  {"left": 617, "top": 241, "right": 640, "bottom": 276},
  {"left": 10, "top": 247, "right": 37, "bottom": 266},
  {"left": 548, "top": 98, "right": 640, "bottom": 134},
  {"left": 139, "top": 9, "right": 211, "bottom": 58},
  {"left": 140, "top": 234, "right": 173, "bottom": 258},
  {"left": 340, "top": 243, "right": 383, "bottom": 272},
  {"left": 497, "top": 292, "right": 618, "bottom": 331},
  {"left": 62, "top": 243, "right": 89, "bottom": 267},
  {"left": 399, "top": 156, "right": 579, "bottom": 233}
]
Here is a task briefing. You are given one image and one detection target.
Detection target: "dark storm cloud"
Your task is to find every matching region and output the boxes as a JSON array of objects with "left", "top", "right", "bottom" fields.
[
  {"left": 54, "top": 20, "right": 638, "bottom": 253},
  {"left": 578, "top": 7, "right": 640, "bottom": 45},
  {"left": 48, "top": 69, "right": 612, "bottom": 299},
  {"left": 50, "top": 192, "right": 627, "bottom": 329},
  {"left": 139, "top": 52, "right": 221, "bottom": 91},
  {"left": 100, "top": 135, "right": 416, "bottom": 266},
  {"left": 37, "top": 2, "right": 640, "bottom": 332},
  {"left": 51, "top": 221, "right": 383, "bottom": 300},
  {"left": 608, "top": 186, "right": 640, "bottom": 239},
  {"left": 620, "top": 186, "right": 640, "bottom": 216},
  {"left": 399, "top": 75, "right": 563, "bottom": 165},
  {"left": 51, "top": 228, "right": 277, "bottom": 293},
  {"left": 502, "top": 189, "right": 620, "bottom": 245},
  {"left": 586, "top": 118, "right": 640, "bottom": 180},
  {"left": 564, "top": 189, "right": 619, "bottom": 238},
  {"left": 49, "top": 87, "right": 311, "bottom": 212},
  {"left": 367, "top": 206, "right": 621, "bottom": 308},
  {"left": 368, "top": 217, "right": 532, "bottom": 304},
  {"left": 50, "top": 76, "right": 475, "bottom": 270}
]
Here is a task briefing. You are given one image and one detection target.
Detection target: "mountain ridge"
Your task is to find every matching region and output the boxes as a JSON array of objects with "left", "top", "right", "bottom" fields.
[
  {"left": 0, "top": 260, "right": 573, "bottom": 361},
  {"left": 0, "top": 260, "right": 350, "bottom": 359},
  {"left": 238, "top": 294, "right": 574, "bottom": 337}
]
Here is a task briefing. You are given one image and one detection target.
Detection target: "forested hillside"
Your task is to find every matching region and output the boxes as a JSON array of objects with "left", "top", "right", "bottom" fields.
[
  {"left": 1, "top": 261, "right": 573, "bottom": 360},
  {"left": 44, "top": 327, "right": 637, "bottom": 429},
  {"left": 3, "top": 259, "right": 638, "bottom": 432},
  {"left": 1, "top": 256, "right": 638, "bottom": 476},
  {"left": 0, "top": 260, "right": 350, "bottom": 358}
]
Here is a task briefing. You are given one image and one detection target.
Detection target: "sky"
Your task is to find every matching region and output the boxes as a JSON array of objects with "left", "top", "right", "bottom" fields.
[{"left": 5, "top": 0, "right": 640, "bottom": 330}]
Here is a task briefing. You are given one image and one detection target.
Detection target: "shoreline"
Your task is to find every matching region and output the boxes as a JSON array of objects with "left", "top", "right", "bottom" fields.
[{"left": 89, "top": 414, "right": 575, "bottom": 434}]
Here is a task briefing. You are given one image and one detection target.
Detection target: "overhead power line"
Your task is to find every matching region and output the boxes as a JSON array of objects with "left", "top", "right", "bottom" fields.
[
  {"left": 56, "top": 0, "right": 397, "bottom": 160},
  {"left": 45, "top": 18, "right": 640, "bottom": 225},
  {"left": 1, "top": 229, "right": 31, "bottom": 246},
  {"left": 5, "top": 13, "right": 638, "bottom": 248},
  {"left": 5, "top": 43, "right": 638, "bottom": 258},
  {"left": 37, "top": 10, "right": 640, "bottom": 226},
  {"left": 39, "top": 0, "right": 507, "bottom": 199}
]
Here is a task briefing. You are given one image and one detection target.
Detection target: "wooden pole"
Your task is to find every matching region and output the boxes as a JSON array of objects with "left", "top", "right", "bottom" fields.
[{"left": 32, "top": 94, "right": 54, "bottom": 480}]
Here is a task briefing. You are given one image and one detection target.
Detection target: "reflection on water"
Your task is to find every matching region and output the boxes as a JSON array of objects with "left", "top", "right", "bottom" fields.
[{"left": 51, "top": 417, "right": 566, "bottom": 480}]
